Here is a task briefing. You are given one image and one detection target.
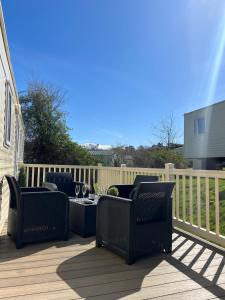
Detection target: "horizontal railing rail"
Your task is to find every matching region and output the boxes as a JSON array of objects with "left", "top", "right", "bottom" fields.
[{"left": 23, "top": 163, "right": 225, "bottom": 248}]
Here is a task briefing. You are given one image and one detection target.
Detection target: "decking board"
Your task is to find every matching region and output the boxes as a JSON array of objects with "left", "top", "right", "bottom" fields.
[{"left": 1, "top": 224, "right": 225, "bottom": 299}]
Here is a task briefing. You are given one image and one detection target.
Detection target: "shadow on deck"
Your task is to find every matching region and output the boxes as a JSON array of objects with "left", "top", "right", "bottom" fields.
[{"left": 1, "top": 226, "right": 225, "bottom": 299}]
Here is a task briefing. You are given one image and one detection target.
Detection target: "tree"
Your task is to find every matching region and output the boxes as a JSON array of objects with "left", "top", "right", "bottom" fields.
[
  {"left": 152, "top": 114, "right": 178, "bottom": 148},
  {"left": 112, "top": 145, "right": 135, "bottom": 166},
  {"left": 150, "top": 148, "right": 187, "bottom": 168},
  {"left": 20, "top": 81, "right": 95, "bottom": 165},
  {"left": 133, "top": 146, "right": 187, "bottom": 168}
]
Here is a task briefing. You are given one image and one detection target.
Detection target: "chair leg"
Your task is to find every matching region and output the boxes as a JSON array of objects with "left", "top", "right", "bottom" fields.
[
  {"left": 16, "top": 241, "right": 24, "bottom": 249},
  {"left": 64, "top": 231, "right": 70, "bottom": 241},
  {"left": 125, "top": 255, "right": 135, "bottom": 265},
  {"left": 96, "top": 241, "right": 102, "bottom": 248},
  {"left": 165, "top": 243, "right": 172, "bottom": 254}
]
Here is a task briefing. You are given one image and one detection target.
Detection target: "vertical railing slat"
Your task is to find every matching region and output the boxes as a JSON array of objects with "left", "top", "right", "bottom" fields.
[
  {"left": 43, "top": 167, "right": 46, "bottom": 183},
  {"left": 205, "top": 177, "right": 210, "bottom": 232},
  {"left": 79, "top": 168, "right": 81, "bottom": 182},
  {"left": 182, "top": 175, "right": 186, "bottom": 222},
  {"left": 73, "top": 168, "right": 76, "bottom": 181},
  {"left": 215, "top": 178, "right": 220, "bottom": 235},
  {"left": 197, "top": 176, "right": 201, "bottom": 228},
  {"left": 37, "top": 167, "right": 40, "bottom": 187},
  {"left": 189, "top": 176, "right": 193, "bottom": 225},
  {"left": 26, "top": 166, "right": 29, "bottom": 187},
  {"left": 31, "top": 167, "right": 35, "bottom": 187},
  {"left": 176, "top": 175, "right": 179, "bottom": 219},
  {"left": 88, "top": 168, "right": 91, "bottom": 186}
]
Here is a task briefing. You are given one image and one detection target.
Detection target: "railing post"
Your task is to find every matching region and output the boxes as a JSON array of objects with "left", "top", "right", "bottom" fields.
[
  {"left": 120, "top": 164, "right": 126, "bottom": 184},
  {"left": 165, "top": 163, "right": 175, "bottom": 182},
  {"left": 97, "top": 163, "right": 103, "bottom": 188}
]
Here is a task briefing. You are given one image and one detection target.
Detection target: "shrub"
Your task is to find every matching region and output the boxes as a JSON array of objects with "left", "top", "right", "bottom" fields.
[
  {"left": 107, "top": 186, "right": 119, "bottom": 196},
  {"left": 18, "top": 166, "right": 26, "bottom": 187}
]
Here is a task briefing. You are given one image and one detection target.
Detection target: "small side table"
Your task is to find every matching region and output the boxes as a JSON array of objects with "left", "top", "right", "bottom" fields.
[{"left": 69, "top": 198, "right": 97, "bottom": 237}]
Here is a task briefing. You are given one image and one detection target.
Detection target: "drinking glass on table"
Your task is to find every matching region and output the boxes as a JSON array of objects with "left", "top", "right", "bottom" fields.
[
  {"left": 75, "top": 185, "right": 80, "bottom": 199},
  {"left": 82, "top": 184, "right": 87, "bottom": 199}
]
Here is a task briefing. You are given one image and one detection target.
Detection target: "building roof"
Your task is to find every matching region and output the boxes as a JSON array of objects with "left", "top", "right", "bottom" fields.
[
  {"left": 184, "top": 99, "right": 225, "bottom": 116},
  {"left": 89, "top": 149, "right": 113, "bottom": 156}
]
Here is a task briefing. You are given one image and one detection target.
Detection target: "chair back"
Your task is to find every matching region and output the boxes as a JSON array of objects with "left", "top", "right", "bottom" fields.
[
  {"left": 46, "top": 172, "right": 73, "bottom": 196},
  {"left": 5, "top": 175, "right": 23, "bottom": 214},
  {"left": 133, "top": 175, "right": 159, "bottom": 186},
  {"left": 133, "top": 182, "right": 175, "bottom": 223}
]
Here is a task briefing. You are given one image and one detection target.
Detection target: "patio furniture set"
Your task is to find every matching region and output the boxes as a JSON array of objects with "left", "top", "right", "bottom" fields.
[{"left": 5, "top": 172, "right": 174, "bottom": 264}]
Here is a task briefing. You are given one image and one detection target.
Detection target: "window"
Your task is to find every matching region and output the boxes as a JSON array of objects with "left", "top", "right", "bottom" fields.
[
  {"left": 194, "top": 117, "right": 205, "bottom": 135},
  {"left": 4, "top": 82, "right": 12, "bottom": 146},
  {"left": 16, "top": 117, "right": 20, "bottom": 157}
]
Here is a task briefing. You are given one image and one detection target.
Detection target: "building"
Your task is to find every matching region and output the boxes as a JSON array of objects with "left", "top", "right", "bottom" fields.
[
  {"left": 184, "top": 100, "right": 225, "bottom": 169},
  {"left": 0, "top": 2, "right": 24, "bottom": 233},
  {"left": 89, "top": 149, "right": 114, "bottom": 166},
  {"left": 82, "top": 143, "right": 114, "bottom": 166}
]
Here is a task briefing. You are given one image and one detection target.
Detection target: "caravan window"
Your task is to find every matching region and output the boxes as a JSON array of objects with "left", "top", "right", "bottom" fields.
[
  {"left": 4, "top": 82, "right": 12, "bottom": 146},
  {"left": 194, "top": 117, "right": 205, "bottom": 135}
]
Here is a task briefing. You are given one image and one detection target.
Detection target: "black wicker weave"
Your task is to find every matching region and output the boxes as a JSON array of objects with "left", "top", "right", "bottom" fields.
[
  {"left": 5, "top": 175, "right": 70, "bottom": 249},
  {"left": 108, "top": 175, "right": 159, "bottom": 198},
  {"left": 96, "top": 182, "right": 175, "bottom": 264},
  {"left": 42, "top": 172, "right": 88, "bottom": 197}
]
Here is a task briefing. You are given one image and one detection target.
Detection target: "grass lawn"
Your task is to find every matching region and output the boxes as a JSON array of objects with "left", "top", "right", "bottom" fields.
[{"left": 175, "top": 176, "right": 225, "bottom": 236}]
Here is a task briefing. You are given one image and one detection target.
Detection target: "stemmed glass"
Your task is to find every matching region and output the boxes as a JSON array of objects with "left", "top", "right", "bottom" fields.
[
  {"left": 82, "top": 184, "right": 87, "bottom": 199},
  {"left": 75, "top": 185, "right": 80, "bottom": 199}
]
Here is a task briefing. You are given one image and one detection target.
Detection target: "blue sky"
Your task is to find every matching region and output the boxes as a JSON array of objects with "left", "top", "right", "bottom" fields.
[{"left": 2, "top": 0, "right": 225, "bottom": 147}]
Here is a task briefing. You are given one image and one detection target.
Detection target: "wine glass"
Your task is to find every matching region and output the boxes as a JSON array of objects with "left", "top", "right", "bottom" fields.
[
  {"left": 82, "top": 184, "right": 87, "bottom": 199},
  {"left": 75, "top": 185, "right": 80, "bottom": 199}
]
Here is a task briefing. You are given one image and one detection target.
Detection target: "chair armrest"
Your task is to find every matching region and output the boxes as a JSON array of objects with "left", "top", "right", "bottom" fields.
[
  {"left": 98, "top": 195, "right": 132, "bottom": 205},
  {"left": 108, "top": 184, "right": 134, "bottom": 198},
  {"left": 22, "top": 191, "right": 68, "bottom": 204},
  {"left": 21, "top": 191, "right": 69, "bottom": 218},
  {"left": 20, "top": 187, "right": 50, "bottom": 193},
  {"left": 42, "top": 182, "right": 58, "bottom": 191},
  {"left": 21, "top": 191, "right": 69, "bottom": 235},
  {"left": 96, "top": 195, "right": 133, "bottom": 252},
  {"left": 97, "top": 195, "right": 133, "bottom": 229}
]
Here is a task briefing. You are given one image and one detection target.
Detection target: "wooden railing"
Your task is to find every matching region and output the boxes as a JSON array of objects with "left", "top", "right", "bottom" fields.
[{"left": 24, "top": 163, "right": 225, "bottom": 248}]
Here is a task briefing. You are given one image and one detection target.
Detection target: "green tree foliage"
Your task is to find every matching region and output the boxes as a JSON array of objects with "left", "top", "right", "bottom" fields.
[
  {"left": 113, "top": 145, "right": 187, "bottom": 168},
  {"left": 20, "top": 81, "right": 95, "bottom": 165},
  {"left": 18, "top": 166, "right": 26, "bottom": 186},
  {"left": 133, "top": 147, "right": 187, "bottom": 168},
  {"left": 150, "top": 148, "right": 187, "bottom": 168}
]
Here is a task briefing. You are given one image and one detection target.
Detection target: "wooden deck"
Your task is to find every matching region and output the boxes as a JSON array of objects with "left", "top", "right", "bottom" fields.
[{"left": 1, "top": 225, "right": 225, "bottom": 300}]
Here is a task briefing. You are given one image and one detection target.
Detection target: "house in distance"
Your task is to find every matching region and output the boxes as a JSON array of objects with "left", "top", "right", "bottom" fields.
[{"left": 184, "top": 100, "right": 225, "bottom": 170}]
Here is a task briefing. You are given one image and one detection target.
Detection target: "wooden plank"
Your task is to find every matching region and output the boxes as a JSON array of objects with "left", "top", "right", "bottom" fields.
[
  {"left": 31, "top": 167, "right": 35, "bottom": 187},
  {"left": 215, "top": 178, "right": 220, "bottom": 235},
  {"left": 1, "top": 226, "right": 225, "bottom": 300},
  {"left": 182, "top": 175, "right": 186, "bottom": 222},
  {"left": 176, "top": 175, "right": 179, "bottom": 219},
  {"left": 0, "top": 264, "right": 223, "bottom": 299},
  {"left": 37, "top": 167, "right": 40, "bottom": 187},
  {"left": 43, "top": 167, "right": 46, "bottom": 183},
  {"left": 197, "top": 176, "right": 201, "bottom": 228},
  {"left": 26, "top": 166, "right": 29, "bottom": 187},
  {"left": 189, "top": 176, "right": 193, "bottom": 225},
  {"left": 205, "top": 177, "right": 210, "bottom": 232}
]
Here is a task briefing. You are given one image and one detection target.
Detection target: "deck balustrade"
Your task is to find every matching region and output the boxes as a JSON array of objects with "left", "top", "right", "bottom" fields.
[{"left": 24, "top": 163, "right": 225, "bottom": 248}]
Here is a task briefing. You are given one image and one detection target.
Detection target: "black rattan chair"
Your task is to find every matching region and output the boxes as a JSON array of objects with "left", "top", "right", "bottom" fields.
[
  {"left": 108, "top": 175, "right": 159, "bottom": 198},
  {"left": 96, "top": 182, "right": 175, "bottom": 264},
  {"left": 5, "top": 175, "right": 70, "bottom": 249},
  {"left": 42, "top": 172, "right": 88, "bottom": 198}
]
